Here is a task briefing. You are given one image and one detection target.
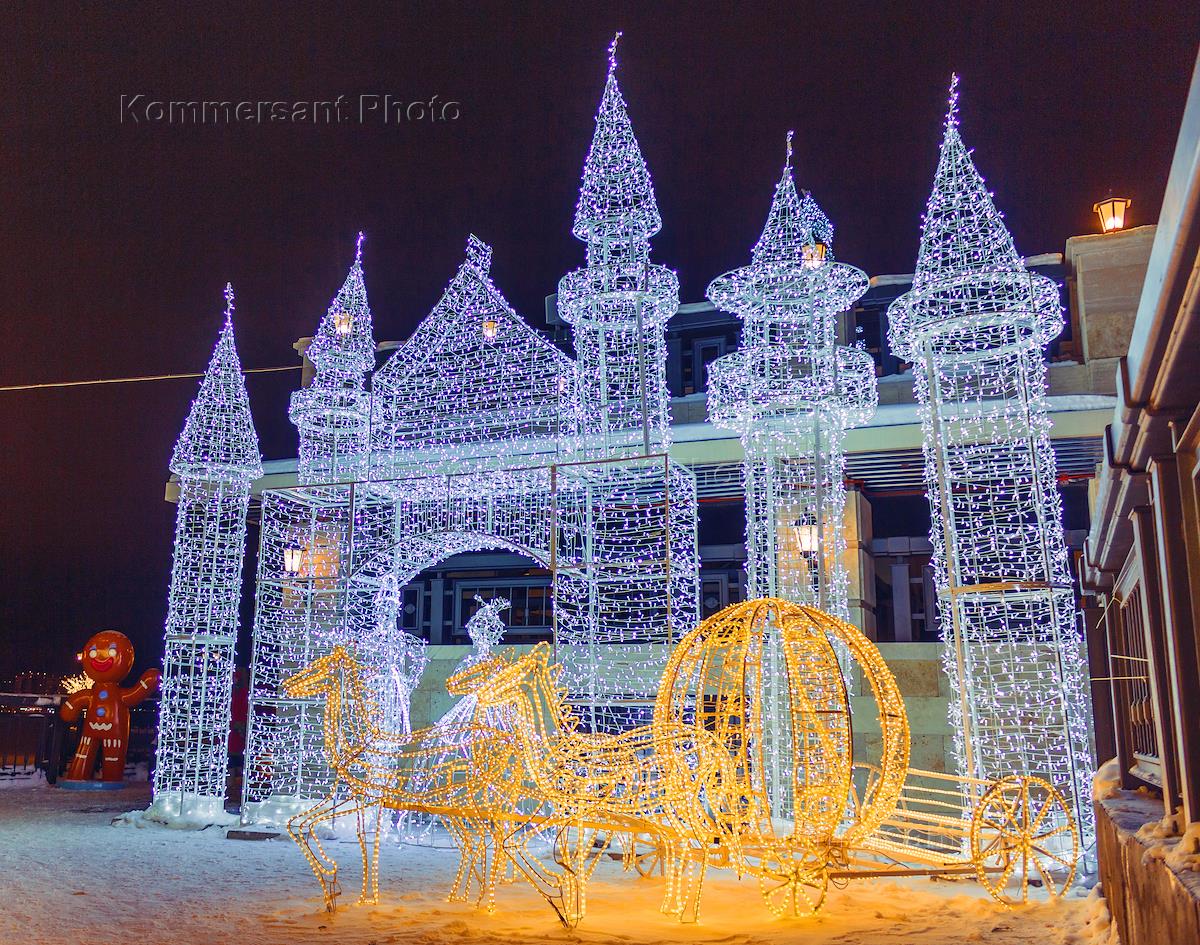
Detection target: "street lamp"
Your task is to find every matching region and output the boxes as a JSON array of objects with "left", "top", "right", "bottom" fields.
[
  {"left": 333, "top": 309, "right": 353, "bottom": 334},
  {"left": 283, "top": 542, "right": 305, "bottom": 575},
  {"left": 482, "top": 314, "right": 499, "bottom": 341},
  {"left": 793, "top": 519, "right": 820, "bottom": 556},
  {"left": 1093, "top": 196, "right": 1131, "bottom": 234}
]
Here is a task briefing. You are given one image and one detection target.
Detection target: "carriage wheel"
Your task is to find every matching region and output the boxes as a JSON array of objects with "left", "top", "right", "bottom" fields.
[
  {"left": 756, "top": 852, "right": 829, "bottom": 918},
  {"left": 970, "top": 776, "right": 1078, "bottom": 905},
  {"left": 630, "top": 832, "right": 664, "bottom": 877}
]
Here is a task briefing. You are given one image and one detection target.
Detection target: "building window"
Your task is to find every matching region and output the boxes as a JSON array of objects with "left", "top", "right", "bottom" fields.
[
  {"left": 454, "top": 579, "right": 553, "bottom": 642},
  {"left": 874, "top": 553, "right": 937, "bottom": 642},
  {"left": 681, "top": 337, "right": 727, "bottom": 395}
]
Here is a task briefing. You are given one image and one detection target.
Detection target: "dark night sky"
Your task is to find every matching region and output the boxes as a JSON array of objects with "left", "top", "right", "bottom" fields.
[{"left": 1, "top": 2, "right": 1196, "bottom": 680}]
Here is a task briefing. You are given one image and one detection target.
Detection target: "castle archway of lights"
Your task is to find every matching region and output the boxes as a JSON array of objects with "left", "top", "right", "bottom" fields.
[{"left": 150, "top": 36, "right": 1092, "bottom": 917}]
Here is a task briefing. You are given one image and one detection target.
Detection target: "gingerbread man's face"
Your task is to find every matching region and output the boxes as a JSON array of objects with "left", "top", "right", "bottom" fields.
[{"left": 80, "top": 630, "right": 134, "bottom": 683}]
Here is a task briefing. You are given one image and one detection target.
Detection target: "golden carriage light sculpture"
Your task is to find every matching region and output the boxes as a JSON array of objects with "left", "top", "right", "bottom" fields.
[
  {"left": 284, "top": 598, "right": 1079, "bottom": 924},
  {"left": 653, "top": 598, "right": 1079, "bottom": 916}
]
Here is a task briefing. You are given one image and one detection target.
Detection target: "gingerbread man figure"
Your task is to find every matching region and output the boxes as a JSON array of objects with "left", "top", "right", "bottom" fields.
[{"left": 60, "top": 630, "right": 160, "bottom": 784}]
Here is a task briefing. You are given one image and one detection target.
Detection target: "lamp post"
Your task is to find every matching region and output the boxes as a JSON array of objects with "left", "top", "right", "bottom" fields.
[{"left": 1093, "top": 196, "right": 1131, "bottom": 233}]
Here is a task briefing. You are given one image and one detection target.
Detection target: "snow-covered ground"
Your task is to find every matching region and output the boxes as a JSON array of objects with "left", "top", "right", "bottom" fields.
[{"left": 1, "top": 784, "right": 1098, "bottom": 945}]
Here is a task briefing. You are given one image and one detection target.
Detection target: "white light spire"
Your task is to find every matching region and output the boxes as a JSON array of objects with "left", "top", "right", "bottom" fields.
[
  {"left": 888, "top": 76, "right": 1094, "bottom": 852},
  {"left": 153, "top": 284, "right": 261, "bottom": 824}
]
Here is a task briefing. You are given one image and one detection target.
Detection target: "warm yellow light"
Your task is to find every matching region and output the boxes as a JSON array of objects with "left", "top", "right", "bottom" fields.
[
  {"left": 793, "top": 521, "right": 820, "bottom": 554},
  {"left": 61, "top": 672, "right": 91, "bottom": 694},
  {"left": 482, "top": 316, "right": 499, "bottom": 340},
  {"left": 1093, "top": 196, "right": 1130, "bottom": 233},
  {"left": 283, "top": 542, "right": 305, "bottom": 574},
  {"left": 801, "top": 242, "right": 828, "bottom": 269},
  {"left": 333, "top": 310, "right": 353, "bottom": 334}
]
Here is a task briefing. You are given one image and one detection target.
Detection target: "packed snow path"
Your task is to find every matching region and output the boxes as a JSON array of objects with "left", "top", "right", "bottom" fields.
[{"left": 1, "top": 784, "right": 1098, "bottom": 945}]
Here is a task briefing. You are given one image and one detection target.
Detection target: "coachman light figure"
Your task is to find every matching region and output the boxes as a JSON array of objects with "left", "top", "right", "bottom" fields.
[{"left": 60, "top": 630, "right": 160, "bottom": 787}]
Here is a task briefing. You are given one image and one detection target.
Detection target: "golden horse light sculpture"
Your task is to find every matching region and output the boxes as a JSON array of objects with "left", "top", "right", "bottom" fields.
[
  {"left": 282, "top": 648, "right": 528, "bottom": 912},
  {"left": 283, "top": 643, "right": 743, "bottom": 926},
  {"left": 454, "top": 641, "right": 744, "bottom": 926}
]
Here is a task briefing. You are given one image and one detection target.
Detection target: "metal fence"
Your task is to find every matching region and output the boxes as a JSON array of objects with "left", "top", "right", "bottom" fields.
[{"left": 0, "top": 693, "right": 159, "bottom": 785}]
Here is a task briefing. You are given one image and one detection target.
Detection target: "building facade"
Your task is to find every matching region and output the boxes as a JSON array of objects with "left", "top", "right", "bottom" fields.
[{"left": 1079, "top": 51, "right": 1200, "bottom": 945}]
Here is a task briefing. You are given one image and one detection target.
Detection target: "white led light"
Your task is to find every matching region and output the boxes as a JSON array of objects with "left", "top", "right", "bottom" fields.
[{"left": 240, "top": 39, "right": 700, "bottom": 818}]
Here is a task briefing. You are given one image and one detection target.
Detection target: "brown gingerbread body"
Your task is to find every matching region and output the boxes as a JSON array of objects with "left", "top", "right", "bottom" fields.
[{"left": 61, "top": 630, "right": 160, "bottom": 782}]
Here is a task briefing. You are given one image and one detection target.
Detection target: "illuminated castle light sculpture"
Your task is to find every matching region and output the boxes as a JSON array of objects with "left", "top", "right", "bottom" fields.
[
  {"left": 151, "top": 284, "right": 262, "bottom": 823},
  {"left": 289, "top": 232, "right": 375, "bottom": 484},
  {"left": 705, "top": 135, "right": 877, "bottom": 820},
  {"left": 239, "top": 37, "right": 698, "bottom": 822},
  {"left": 886, "top": 77, "right": 1094, "bottom": 846}
]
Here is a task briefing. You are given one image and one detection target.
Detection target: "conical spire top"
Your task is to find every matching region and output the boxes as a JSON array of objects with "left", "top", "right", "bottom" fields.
[
  {"left": 608, "top": 30, "right": 621, "bottom": 75},
  {"left": 306, "top": 233, "right": 376, "bottom": 374},
  {"left": 571, "top": 37, "right": 661, "bottom": 243},
  {"left": 944, "top": 72, "right": 960, "bottom": 135},
  {"left": 750, "top": 132, "right": 834, "bottom": 266},
  {"left": 171, "top": 285, "right": 263, "bottom": 482},
  {"left": 912, "top": 76, "right": 1024, "bottom": 288}
]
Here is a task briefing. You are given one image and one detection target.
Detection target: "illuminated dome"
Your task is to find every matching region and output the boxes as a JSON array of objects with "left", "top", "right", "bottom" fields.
[{"left": 654, "top": 598, "right": 909, "bottom": 915}]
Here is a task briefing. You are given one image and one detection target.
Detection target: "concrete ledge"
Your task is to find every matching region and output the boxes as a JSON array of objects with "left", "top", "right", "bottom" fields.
[{"left": 1096, "top": 794, "right": 1200, "bottom": 945}]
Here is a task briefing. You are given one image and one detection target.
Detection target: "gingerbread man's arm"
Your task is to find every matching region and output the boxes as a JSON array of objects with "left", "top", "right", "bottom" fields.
[
  {"left": 61, "top": 690, "right": 91, "bottom": 722},
  {"left": 120, "top": 669, "right": 161, "bottom": 707}
]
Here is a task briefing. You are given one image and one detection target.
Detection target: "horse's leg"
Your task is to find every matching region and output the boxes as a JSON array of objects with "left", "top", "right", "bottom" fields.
[
  {"left": 369, "top": 800, "right": 384, "bottom": 905},
  {"left": 289, "top": 792, "right": 343, "bottom": 912},
  {"left": 444, "top": 816, "right": 475, "bottom": 903},
  {"left": 354, "top": 795, "right": 382, "bottom": 906},
  {"left": 553, "top": 824, "right": 588, "bottom": 929},
  {"left": 478, "top": 822, "right": 509, "bottom": 914}
]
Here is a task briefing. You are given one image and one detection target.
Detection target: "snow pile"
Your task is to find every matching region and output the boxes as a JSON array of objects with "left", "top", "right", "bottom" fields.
[
  {"left": 1165, "top": 822, "right": 1200, "bottom": 873},
  {"left": 1131, "top": 809, "right": 1200, "bottom": 873},
  {"left": 1092, "top": 759, "right": 1121, "bottom": 802},
  {"left": 1066, "top": 886, "right": 1120, "bottom": 945},
  {"left": 115, "top": 791, "right": 239, "bottom": 830},
  {"left": 0, "top": 769, "right": 48, "bottom": 790},
  {"left": 1136, "top": 807, "right": 1181, "bottom": 842}
]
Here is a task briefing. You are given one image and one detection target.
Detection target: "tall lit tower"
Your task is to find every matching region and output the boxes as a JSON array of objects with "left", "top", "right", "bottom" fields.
[
  {"left": 708, "top": 134, "right": 876, "bottom": 619},
  {"left": 887, "top": 78, "right": 1093, "bottom": 843},
  {"left": 552, "top": 35, "right": 698, "bottom": 730},
  {"left": 557, "top": 33, "right": 678, "bottom": 457},
  {"left": 153, "top": 284, "right": 262, "bottom": 823},
  {"left": 290, "top": 232, "right": 375, "bottom": 483},
  {"left": 244, "top": 236, "right": 384, "bottom": 820}
]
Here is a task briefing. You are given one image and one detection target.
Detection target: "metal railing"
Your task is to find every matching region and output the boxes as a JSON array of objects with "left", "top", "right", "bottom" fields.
[{"left": 0, "top": 693, "right": 159, "bottom": 785}]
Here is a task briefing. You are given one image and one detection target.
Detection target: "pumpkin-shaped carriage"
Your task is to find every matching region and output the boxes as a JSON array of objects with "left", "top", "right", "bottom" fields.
[{"left": 651, "top": 598, "right": 1079, "bottom": 916}]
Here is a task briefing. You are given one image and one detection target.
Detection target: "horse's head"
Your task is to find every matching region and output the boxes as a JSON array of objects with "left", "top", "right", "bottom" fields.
[
  {"left": 284, "top": 646, "right": 360, "bottom": 699},
  {"left": 448, "top": 641, "right": 552, "bottom": 708}
]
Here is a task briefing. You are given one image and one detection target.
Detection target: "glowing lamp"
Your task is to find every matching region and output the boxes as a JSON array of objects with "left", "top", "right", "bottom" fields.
[
  {"left": 283, "top": 542, "right": 305, "bottom": 574},
  {"left": 1093, "top": 196, "right": 1130, "bottom": 234},
  {"left": 801, "top": 241, "right": 828, "bottom": 270},
  {"left": 333, "top": 309, "right": 353, "bottom": 334},
  {"left": 794, "top": 521, "right": 820, "bottom": 554},
  {"left": 482, "top": 314, "right": 499, "bottom": 340}
]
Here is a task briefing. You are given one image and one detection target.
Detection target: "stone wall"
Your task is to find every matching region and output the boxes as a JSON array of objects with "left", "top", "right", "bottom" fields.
[
  {"left": 408, "top": 641, "right": 955, "bottom": 772},
  {"left": 1095, "top": 794, "right": 1200, "bottom": 945}
]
